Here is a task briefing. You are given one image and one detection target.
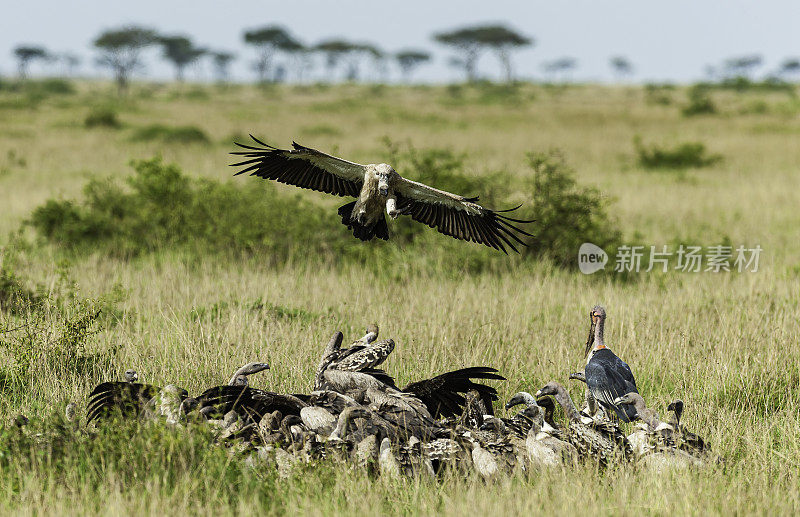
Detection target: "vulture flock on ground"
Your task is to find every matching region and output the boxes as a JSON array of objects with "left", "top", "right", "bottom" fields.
[{"left": 9, "top": 306, "right": 713, "bottom": 481}]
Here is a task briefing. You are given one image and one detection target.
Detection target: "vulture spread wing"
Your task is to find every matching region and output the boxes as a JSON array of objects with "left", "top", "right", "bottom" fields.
[
  {"left": 231, "top": 137, "right": 366, "bottom": 197},
  {"left": 87, "top": 382, "right": 160, "bottom": 423},
  {"left": 402, "top": 367, "right": 506, "bottom": 419},
  {"left": 394, "top": 178, "right": 534, "bottom": 254},
  {"left": 195, "top": 385, "right": 307, "bottom": 422},
  {"left": 331, "top": 339, "right": 395, "bottom": 372}
]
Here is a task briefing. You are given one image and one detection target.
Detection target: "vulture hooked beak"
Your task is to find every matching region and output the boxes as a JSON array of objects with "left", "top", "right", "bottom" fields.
[
  {"left": 583, "top": 317, "right": 596, "bottom": 358},
  {"left": 378, "top": 186, "right": 389, "bottom": 197}
]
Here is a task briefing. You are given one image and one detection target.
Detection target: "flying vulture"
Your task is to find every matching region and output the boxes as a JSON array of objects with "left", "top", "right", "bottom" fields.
[{"left": 230, "top": 137, "right": 534, "bottom": 253}]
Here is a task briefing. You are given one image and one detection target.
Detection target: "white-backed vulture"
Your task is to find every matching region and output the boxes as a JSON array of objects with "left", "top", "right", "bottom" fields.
[
  {"left": 231, "top": 138, "right": 534, "bottom": 253},
  {"left": 535, "top": 381, "right": 632, "bottom": 466}
]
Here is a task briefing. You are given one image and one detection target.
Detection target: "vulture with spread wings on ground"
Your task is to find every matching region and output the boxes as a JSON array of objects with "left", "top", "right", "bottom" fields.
[{"left": 230, "top": 137, "right": 534, "bottom": 253}]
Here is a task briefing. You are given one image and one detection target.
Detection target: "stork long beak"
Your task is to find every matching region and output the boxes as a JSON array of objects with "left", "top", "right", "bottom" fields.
[{"left": 583, "top": 318, "right": 596, "bottom": 358}]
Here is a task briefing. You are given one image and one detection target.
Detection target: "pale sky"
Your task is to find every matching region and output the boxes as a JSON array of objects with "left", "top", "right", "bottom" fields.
[{"left": 3, "top": 0, "right": 799, "bottom": 83}]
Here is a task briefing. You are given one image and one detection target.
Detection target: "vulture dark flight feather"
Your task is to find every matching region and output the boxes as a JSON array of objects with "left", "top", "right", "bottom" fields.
[
  {"left": 231, "top": 137, "right": 534, "bottom": 253},
  {"left": 194, "top": 385, "right": 308, "bottom": 423},
  {"left": 87, "top": 381, "right": 161, "bottom": 423}
]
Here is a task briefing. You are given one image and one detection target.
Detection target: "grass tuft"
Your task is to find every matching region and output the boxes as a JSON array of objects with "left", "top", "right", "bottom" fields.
[
  {"left": 130, "top": 124, "right": 209, "bottom": 144},
  {"left": 634, "top": 137, "right": 723, "bottom": 170}
]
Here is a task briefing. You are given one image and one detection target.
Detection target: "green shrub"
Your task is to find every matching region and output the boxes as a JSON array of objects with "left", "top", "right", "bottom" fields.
[
  {"left": 0, "top": 263, "right": 44, "bottom": 315},
  {"left": 300, "top": 124, "right": 342, "bottom": 137},
  {"left": 84, "top": 108, "right": 121, "bottom": 128},
  {"left": 34, "top": 78, "right": 75, "bottom": 95},
  {"left": 682, "top": 85, "right": 717, "bottom": 116},
  {"left": 521, "top": 150, "right": 622, "bottom": 267},
  {"left": 27, "top": 149, "right": 619, "bottom": 272},
  {"left": 634, "top": 137, "right": 723, "bottom": 169},
  {"left": 0, "top": 262, "right": 120, "bottom": 398},
  {"left": 715, "top": 77, "right": 795, "bottom": 94},
  {"left": 644, "top": 83, "right": 674, "bottom": 105},
  {"left": 28, "top": 157, "right": 356, "bottom": 261},
  {"left": 131, "top": 124, "right": 209, "bottom": 144}
]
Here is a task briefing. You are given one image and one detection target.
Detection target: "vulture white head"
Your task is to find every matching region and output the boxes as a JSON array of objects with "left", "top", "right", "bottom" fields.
[{"left": 369, "top": 163, "right": 396, "bottom": 197}]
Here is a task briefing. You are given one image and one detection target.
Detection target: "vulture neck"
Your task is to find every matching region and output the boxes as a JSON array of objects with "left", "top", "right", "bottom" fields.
[
  {"left": 331, "top": 408, "right": 361, "bottom": 440},
  {"left": 550, "top": 385, "right": 582, "bottom": 423},
  {"left": 593, "top": 317, "right": 606, "bottom": 349},
  {"left": 586, "top": 317, "right": 607, "bottom": 363},
  {"left": 361, "top": 171, "right": 382, "bottom": 199}
]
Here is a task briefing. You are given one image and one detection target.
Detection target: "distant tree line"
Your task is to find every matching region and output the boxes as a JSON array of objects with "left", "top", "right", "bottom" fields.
[
  {"left": 7, "top": 23, "right": 528, "bottom": 88},
  {"left": 9, "top": 21, "right": 800, "bottom": 90}
]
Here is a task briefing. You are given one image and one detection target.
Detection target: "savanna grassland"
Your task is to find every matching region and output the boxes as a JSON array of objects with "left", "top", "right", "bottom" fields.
[{"left": 1, "top": 79, "right": 800, "bottom": 515}]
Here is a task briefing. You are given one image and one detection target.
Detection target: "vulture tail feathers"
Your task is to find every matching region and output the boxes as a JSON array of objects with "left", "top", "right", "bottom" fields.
[
  {"left": 373, "top": 217, "right": 390, "bottom": 241},
  {"left": 337, "top": 201, "right": 389, "bottom": 241}
]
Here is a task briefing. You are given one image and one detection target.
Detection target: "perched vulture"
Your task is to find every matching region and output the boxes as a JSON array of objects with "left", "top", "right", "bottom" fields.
[{"left": 230, "top": 137, "right": 534, "bottom": 253}]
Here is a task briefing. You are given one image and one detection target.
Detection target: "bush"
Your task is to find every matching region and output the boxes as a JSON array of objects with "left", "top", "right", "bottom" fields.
[
  {"left": 28, "top": 157, "right": 357, "bottom": 261},
  {"left": 0, "top": 261, "right": 120, "bottom": 397},
  {"left": 521, "top": 150, "right": 622, "bottom": 267},
  {"left": 34, "top": 78, "right": 75, "bottom": 95},
  {"left": 716, "top": 77, "right": 795, "bottom": 94},
  {"left": 84, "top": 108, "right": 121, "bottom": 128},
  {"left": 300, "top": 124, "right": 342, "bottom": 137},
  {"left": 27, "top": 149, "right": 620, "bottom": 272},
  {"left": 634, "top": 137, "right": 723, "bottom": 169},
  {"left": 644, "top": 83, "right": 674, "bottom": 106},
  {"left": 682, "top": 85, "right": 717, "bottom": 116},
  {"left": 131, "top": 124, "right": 209, "bottom": 144},
  {"left": 0, "top": 262, "right": 44, "bottom": 315}
]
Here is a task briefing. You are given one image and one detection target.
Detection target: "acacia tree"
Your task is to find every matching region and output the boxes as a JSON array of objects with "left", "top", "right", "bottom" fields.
[
  {"left": 475, "top": 25, "right": 532, "bottom": 82},
  {"left": 433, "top": 27, "right": 483, "bottom": 81},
  {"left": 395, "top": 50, "right": 431, "bottom": 82},
  {"left": 779, "top": 58, "right": 800, "bottom": 81},
  {"left": 159, "top": 35, "right": 205, "bottom": 82},
  {"left": 609, "top": 56, "right": 633, "bottom": 80},
  {"left": 209, "top": 51, "right": 235, "bottom": 83},
  {"left": 542, "top": 57, "right": 577, "bottom": 83},
  {"left": 723, "top": 55, "right": 762, "bottom": 80},
  {"left": 353, "top": 43, "right": 385, "bottom": 82},
  {"left": 60, "top": 52, "right": 82, "bottom": 77},
  {"left": 314, "top": 39, "right": 354, "bottom": 81},
  {"left": 275, "top": 38, "right": 310, "bottom": 82},
  {"left": 13, "top": 45, "right": 49, "bottom": 79},
  {"left": 434, "top": 24, "right": 531, "bottom": 82},
  {"left": 243, "top": 25, "right": 300, "bottom": 82},
  {"left": 94, "top": 26, "right": 158, "bottom": 93},
  {"left": 289, "top": 47, "right": 315, "bottom": 83}
]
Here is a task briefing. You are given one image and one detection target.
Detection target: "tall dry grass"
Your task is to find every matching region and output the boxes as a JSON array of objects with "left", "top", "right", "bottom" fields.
[{"left": 1, "top": 80, "right": 799, "bottom": 514}]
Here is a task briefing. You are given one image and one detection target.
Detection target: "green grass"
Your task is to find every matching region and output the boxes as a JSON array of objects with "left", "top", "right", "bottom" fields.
[{"left": 0, "top": 80, "right": 799, "bottom": 514}]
